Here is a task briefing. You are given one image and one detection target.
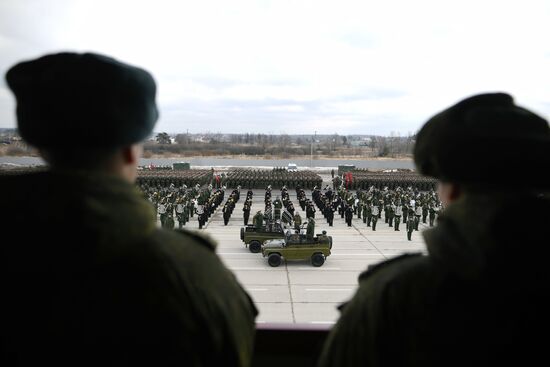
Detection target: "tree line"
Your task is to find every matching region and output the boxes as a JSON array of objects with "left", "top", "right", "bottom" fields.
[
  {"left": 0, "top": 129, "right": 415, "bottom": 158},
  {"left": 146, "top": 132, "right": 416, "bottom": 158}
]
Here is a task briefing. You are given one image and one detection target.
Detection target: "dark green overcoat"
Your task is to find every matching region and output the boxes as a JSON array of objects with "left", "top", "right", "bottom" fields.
[
  {"left": 319, "top": 193, "right": 549, "bottom": 367},
  {"left": 1, "top": 170, "right": 257, "bottom": 367}
]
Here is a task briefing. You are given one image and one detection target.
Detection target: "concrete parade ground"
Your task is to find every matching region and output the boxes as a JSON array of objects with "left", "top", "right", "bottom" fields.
[{"left": 158, "top": 174, "right": 431, "bottom": 325}]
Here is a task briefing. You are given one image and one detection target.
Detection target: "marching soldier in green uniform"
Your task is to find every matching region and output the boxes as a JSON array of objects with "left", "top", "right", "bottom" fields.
[
  {"left": 2, "top": 52, "right": 257, "bottom": 367},
  {"left": 182, "top": 199, "right": 190, "bottom": 225},
  {"left": 406, "top": 208, "right": 415, "bottom": 240},
  {"left": 306, "top": 200, "right": 315, "bottom": 219},
  {"left": 165, "top": 210, "right": 175, "bottom": 230},
  {"left": 242, "top": 199, "right": 251, "bottom": 225},
  {"left": 175, "top": 198, "right": 185, "bottom": 229},
  {"left": 306, "top": 217, "right": 315, "bottom": 239},
  {"left": 293, "top": 212, "right": 302, "bottom": 231},
  {"left": 387, "top": 201, "right": 395, "bottom": 227},
  {"left": 345, "top": 204, "right": 354, "bottom": 227},
  {"left": 187, "top": 197, "right": 195, "bottom": 217},
  {"left": 428, "top": 201, "right": 439, "bottom": 227},
  {"left": 370, "top": 204, "right": 379, "bottom": 231},
  {"left": 414, "top": 204, "right": 422, "bottom": 230},
  {"left": 394, "top": 201, "right": 403, "bottom": 231},
  {"left": 253, "top": 210, "right": 264, "bottom": 229},
  {"left": 273, "top": 196, "right": 283, "bottom": 220},
  {"left": 158, "top": 199, "right": 167, "bottom": 227},
  {"left": 422, "top": 200, "right": 429, "bottom": 224}
]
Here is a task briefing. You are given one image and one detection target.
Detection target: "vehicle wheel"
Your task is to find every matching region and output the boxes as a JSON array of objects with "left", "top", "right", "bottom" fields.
[
  {"left": 240, "top": 227, "right": 245, "bottom": 241},
  {"left": 268, "top": 253, "right": 282, "bottom": 267},
  {"left": 249, "top": 241, "right": 261, "bottom": 253},
  {"left": 311, "top": 253, "right": 325, "bottom": 267}
]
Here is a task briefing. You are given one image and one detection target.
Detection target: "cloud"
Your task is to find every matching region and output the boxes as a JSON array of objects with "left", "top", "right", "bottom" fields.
[{"left": 1, "top": 0, "right": 549, "bottom": 134}]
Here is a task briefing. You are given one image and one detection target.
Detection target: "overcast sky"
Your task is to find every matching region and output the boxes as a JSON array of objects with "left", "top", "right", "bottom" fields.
[{"left": 1, "top": 0, "right": 549, "bottom": 135}]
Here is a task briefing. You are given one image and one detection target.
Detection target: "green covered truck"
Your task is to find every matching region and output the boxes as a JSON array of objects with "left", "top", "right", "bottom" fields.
[{"left": 261, "top": 230, "right": 332, "bottom": 267}]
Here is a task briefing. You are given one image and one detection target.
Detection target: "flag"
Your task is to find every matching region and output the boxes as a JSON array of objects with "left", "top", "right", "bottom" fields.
[
  {"left": 264, "top": 207, "right": 273, "bottom": 220},
  {"left": 282, "top": 209, "right": 293, "bottom": 224}
]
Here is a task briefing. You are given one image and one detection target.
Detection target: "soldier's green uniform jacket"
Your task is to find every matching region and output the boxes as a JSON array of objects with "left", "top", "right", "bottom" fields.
[
  {"left": 306, "top": 218, "right": 315, "bottom": 238},
  {"left": 319, "top": 193, "right": 550, "bottom": 366},
  {"left": 1, "top": 171, "right": 257, "bottom": 367}
]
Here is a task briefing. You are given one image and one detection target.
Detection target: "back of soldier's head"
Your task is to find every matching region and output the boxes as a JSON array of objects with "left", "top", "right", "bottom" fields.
[
  {"left": 6, "top": 52, "right": 158, "bottom": 170},
  {"left": 414, "top": 93, "right": 549, "bottom": 192}
]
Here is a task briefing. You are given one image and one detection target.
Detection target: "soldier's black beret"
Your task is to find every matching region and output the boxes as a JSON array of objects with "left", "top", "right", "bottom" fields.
[
  {"left": 6, "top": 52, "right": 159, "bottom": 149},
  {"left": 414, "top": 93, "right": 550, "bottom": 188}
]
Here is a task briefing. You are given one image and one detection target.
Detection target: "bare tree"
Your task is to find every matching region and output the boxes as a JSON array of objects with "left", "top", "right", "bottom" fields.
[{"left": 279, "top": 134, "right": 291, "bottom": 151}]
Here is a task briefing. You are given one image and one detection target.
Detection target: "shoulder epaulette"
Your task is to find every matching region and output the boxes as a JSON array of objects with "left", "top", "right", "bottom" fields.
[
  {"left": 174, "top": 228, "right": 217, "bottom": 252},
  {"left": 358, "top": 252, "right": 423, "bottom": 281}
]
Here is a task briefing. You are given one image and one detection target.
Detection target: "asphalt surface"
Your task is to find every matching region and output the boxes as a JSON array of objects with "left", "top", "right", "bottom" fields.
[{"left": 158, "top": 174, "right": 430, "bottom": 324}]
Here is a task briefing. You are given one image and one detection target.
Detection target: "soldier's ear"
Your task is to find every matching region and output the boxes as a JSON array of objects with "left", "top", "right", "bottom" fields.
[
  {"left": 437, "top": 181, "right": 462, "bottom": 206},
  {"left": 121, "top": 143, "right": 141, "bottom": 165},
  {"left": 115, "top": 144, "right": 142, "bottom": 183}
]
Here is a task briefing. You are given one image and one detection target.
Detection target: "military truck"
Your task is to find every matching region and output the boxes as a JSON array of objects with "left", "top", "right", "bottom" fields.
[
  {"left": 338, "top": 164, "right": 355, "bottom": 176},
  {"left": 172, "top": 162, "right": 190, "bottom": 170},
  {"left": 240, "top": 221, "right": 286, "bottom": 253},
  {"left": 261, "top": 230, "right": 332, "bottom": 267}
]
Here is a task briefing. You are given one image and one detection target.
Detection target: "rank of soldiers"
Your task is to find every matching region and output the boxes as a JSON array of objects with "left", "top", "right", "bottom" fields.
[
  {"left": 222, "top": 168, "right": 322, "bottom": 189},
  {"left": 332, "top": 169, "right": 437, "bottom": 191},
  {"left": 3, "top": 166, "right": 441, "bottom": 242},
  {"left": 311, "top": 183, "right": 442, "bottom": 240},
  {"left": 136, "top": 169, "right": 213, "bottom": 188}
]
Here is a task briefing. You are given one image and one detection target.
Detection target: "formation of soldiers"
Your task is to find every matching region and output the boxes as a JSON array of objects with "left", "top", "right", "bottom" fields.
[
  {"left": 297, "top": 186, "right": 317, "bottom": 221},
  {"left": 136, "top": 169, "right": 213, "bottom": 188},
  {"left": 222, "top": 186, "right": 242, "bottom": 225},
  {"left": 252, "top": 185, "right": 316, "bottom": 238},
  {"left": 223, "top": 168, "right": 322, "bottom": 189},
  {"left": 1, "top": 167, "right": 439, "bottom": 240},
  {"left": 332, "top": 169, "right": 437, "bottom": 191},
  {"left": 311, "top": 183, "right": 442, "bottom": 241},
  {"left": 139, "top": 164, "right": 173, "bottom": 171},
  {"left": 139, "top": 182, "right": 226, "bottom": 230},
  {"left": 242, "top": 189, "right": 253, "bottom": 225}
]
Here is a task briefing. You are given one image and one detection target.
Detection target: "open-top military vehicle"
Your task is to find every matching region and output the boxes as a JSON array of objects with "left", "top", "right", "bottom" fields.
[
  {"left": 261, "top": 230, "right": 332, "bottom": 267},
  {"left": 240, "top": 221, "right": 286, "bottom": 253}
]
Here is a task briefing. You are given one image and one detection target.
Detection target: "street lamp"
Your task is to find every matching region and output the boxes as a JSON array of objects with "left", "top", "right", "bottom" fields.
[
  {"left": 310, "top": 136, "right": 313, "bottom": 168},
  {"left": 310, "top": 131, "right": 316, "bottom": 168}
]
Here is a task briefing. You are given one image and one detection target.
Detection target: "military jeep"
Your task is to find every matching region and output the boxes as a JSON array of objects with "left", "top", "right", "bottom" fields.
[
  {"left": 240, "top": 221, "right": 286, "bottom": 253},
  {"left": 261, "top": 230, "right": 332, "bottom": 267}
]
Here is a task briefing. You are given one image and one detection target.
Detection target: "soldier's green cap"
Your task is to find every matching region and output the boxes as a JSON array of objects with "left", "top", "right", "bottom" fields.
[
  {"left": 6, "top": 52, "right": 159, "bottom": 149},
  {"left": 414, "top": 93, "right": 549, "bottom": 189}
]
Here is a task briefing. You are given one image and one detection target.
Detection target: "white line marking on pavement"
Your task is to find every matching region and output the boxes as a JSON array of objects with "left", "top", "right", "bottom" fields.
[
  {"left": 310, "top": 321, "right": 336, "bottom": 324},
  {"left": 297, "top": 267, "right": 341, "bottom": 270},
  {"left": 305, "top": 288, "right": 352, "bottom": 292},
  {"left": 330, "top": 254, "right": 385, "bottom": 256},
  {"left": 231, "top": 267, "right": 268, "bottom": 270},
  {"left": 248, "top": 288, "right": 269, "bottom": 291}
]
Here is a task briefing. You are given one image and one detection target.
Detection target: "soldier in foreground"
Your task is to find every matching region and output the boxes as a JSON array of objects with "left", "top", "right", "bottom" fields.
[
  {"left": 306, "top": 217, "right": 315, "bottom": 239},
  {"left": 406, "top": 208, "right": 415, "bottom": 241},
  {"left": 370, "top": 203, "right": 379, "bottom": 231},
  {"left": 1, "top": 52, "right": 257, "bottom": 367},
  {"left": 319, "top": 93, "right": 549, "bottom": 366},
  {"left": 253, "top": 210, "right": 264, "bottom": 228}
]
